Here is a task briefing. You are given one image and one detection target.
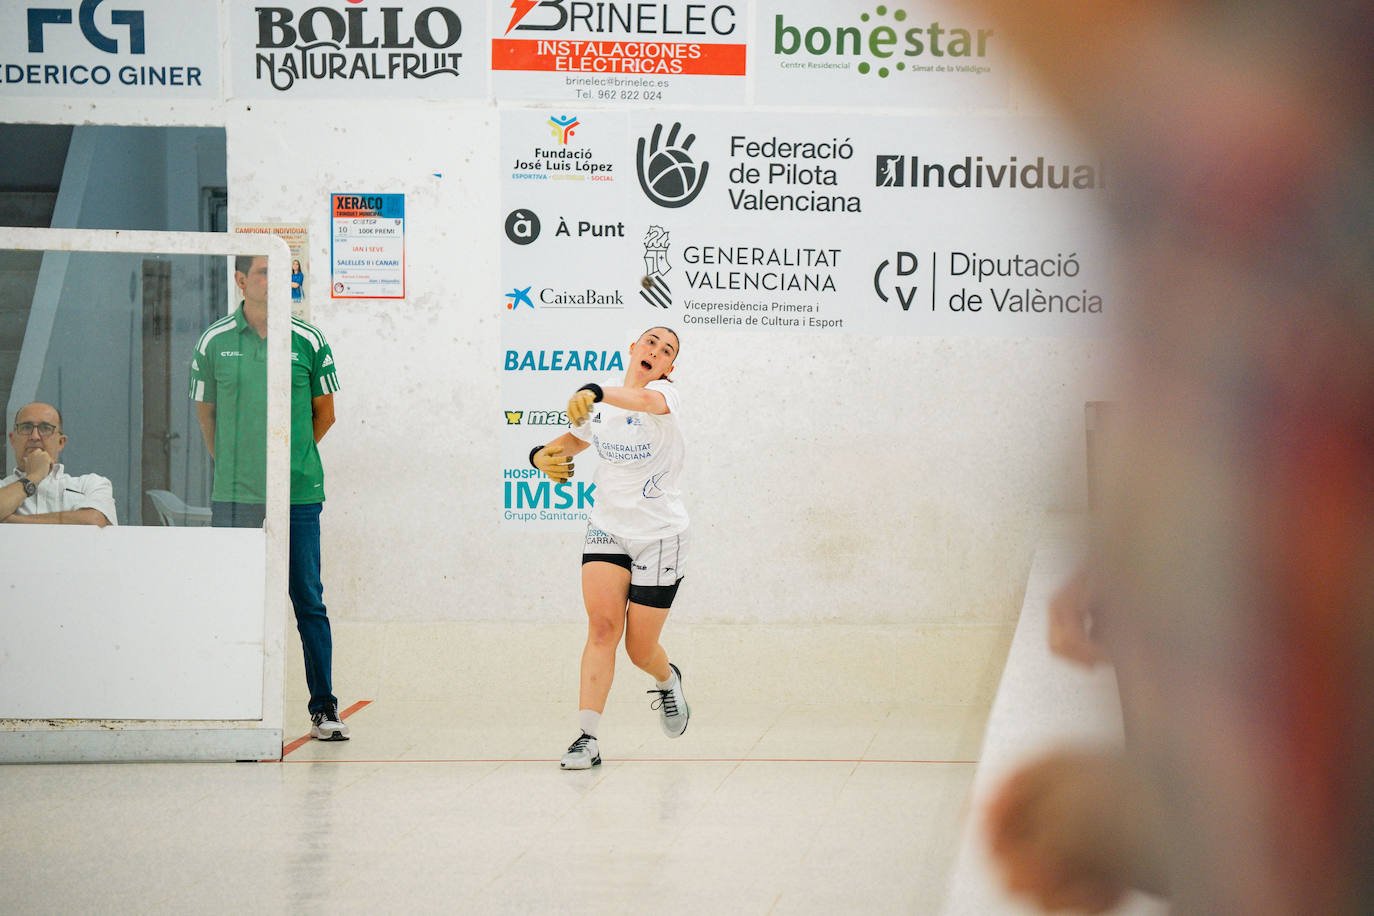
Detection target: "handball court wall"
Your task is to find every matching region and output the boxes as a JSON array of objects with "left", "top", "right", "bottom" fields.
[{"left": 1, "top": 77, "right": 1108, "bottom": 717}]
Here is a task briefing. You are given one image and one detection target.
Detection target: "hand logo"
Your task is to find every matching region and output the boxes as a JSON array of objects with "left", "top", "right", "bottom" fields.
[{"left": 637, "top": 123, "right": 709, "bottom": 209}]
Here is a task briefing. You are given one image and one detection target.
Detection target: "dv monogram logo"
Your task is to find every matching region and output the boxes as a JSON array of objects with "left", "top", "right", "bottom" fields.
[{"left": 873, "top": 251, "right": 920, "bottom": 312}]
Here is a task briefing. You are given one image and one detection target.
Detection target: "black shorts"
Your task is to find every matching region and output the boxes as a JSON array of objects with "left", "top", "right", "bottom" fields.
[{"left": 582, "top": 525, "right": 687, "bottom": 609}]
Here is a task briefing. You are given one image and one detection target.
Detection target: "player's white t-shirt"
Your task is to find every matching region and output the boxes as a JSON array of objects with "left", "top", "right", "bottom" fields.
[{"left": 571, "top": 378, "right": 687, "bottom": 540}]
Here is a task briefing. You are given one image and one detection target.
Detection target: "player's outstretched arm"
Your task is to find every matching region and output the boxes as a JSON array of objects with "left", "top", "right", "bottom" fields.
[
  {"left": 569, "top": 383, "right": 668, "bottom": 420},
  {"left": 531, "top": 432, "right": 589, "bottom": 483},
  {"left": 600, "top": 385, "right": 669, "bottom": 415}
]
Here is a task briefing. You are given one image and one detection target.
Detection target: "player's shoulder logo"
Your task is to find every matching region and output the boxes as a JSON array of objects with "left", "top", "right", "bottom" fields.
[{"left": 642, "top": 472, "right": 667, "bottom": 499}]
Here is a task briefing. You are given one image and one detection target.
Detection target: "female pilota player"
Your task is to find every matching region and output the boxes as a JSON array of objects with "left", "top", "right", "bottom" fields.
[{"left": 529, "top": 326, "right": 690, "bottom": 769}]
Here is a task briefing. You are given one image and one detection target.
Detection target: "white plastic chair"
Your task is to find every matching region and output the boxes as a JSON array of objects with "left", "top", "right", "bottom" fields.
[{"left": 145, "top": 489, "right": 213, "bottom": 527}]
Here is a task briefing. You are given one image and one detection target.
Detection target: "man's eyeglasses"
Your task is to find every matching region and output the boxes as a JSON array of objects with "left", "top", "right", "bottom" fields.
[{"left": 14, "top": 422, "right": 59, "bottom": 437}]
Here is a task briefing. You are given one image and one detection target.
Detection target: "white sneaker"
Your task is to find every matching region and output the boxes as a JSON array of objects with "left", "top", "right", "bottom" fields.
[
  {"left": 310, "top": 704, "right": 350, "bottom": 741},
  {"left": 560, "top": 732, "right": 601, "bottom": 769},
  {"left": 648, "top": 663, "right": 690, "bottom": 738}
]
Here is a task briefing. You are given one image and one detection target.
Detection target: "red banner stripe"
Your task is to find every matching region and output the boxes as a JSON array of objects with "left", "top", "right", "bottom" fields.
[{"left": 492, "top": 39, "right": 746, "bottom": 77}]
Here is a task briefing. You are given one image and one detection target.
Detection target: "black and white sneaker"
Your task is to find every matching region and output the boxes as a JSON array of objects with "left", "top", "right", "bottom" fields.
[
  {"left": 310, "top": 704, "right": 350, "bottom": 741},
  {"left": 560, "top": 732, "right": 601, "bottom": 769},
  {"left": 648, "top": 663, "right": 690, "bottom": 738}
]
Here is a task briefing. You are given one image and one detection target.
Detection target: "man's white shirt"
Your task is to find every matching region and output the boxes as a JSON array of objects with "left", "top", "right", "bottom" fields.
[{"left": 2, "top": 464, "right": 118, "bottom": 525}]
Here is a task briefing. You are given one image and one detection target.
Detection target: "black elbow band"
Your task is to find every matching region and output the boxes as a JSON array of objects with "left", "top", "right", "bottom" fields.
[
  {"left": 578, "top": 383, "right": 604, "bottom": 402},
  {"left": 529, "top": 445, "right": 543, "bottom": 469}
]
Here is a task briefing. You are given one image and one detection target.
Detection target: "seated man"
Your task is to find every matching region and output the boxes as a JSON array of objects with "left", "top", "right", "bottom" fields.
[{"left": 1, "top": 402, "right": 116, "bottom": 526}]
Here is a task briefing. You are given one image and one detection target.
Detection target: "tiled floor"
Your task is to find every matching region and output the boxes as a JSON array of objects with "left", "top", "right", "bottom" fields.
[{"left": 1, "top": 698, "right": 986, "bottom": 914}]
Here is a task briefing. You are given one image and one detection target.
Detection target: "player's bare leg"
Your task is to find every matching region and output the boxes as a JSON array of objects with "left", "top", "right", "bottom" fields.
[
  {"left": 628, "top": 602, "right": 689, "bottom": 737},
  {"left": 579, "top": 561, "right": 630, "bottom": 712},
  {"left": 563, "top": 560, "right": 630, "bottom": 769},
  {"left": 624, "top": 603, "right": 671, "bottom": 682}
]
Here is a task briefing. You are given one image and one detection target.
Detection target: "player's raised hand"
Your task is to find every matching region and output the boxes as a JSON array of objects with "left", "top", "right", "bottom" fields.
[
  {"left": 567, "top": 389, "right": 597, "bottom": 427},
  {"left": 533, "top": 445, "right": 574, "bottom": 482}
]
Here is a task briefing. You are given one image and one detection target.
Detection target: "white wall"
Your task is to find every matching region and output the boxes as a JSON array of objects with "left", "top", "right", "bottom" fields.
[{"left": 1, "top": 92, "right": 1107, "bottom": 631}]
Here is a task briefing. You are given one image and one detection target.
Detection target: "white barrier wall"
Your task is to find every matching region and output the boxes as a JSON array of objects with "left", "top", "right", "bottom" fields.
[
  {"left": 0, "top": 228, "right": 295, "bottom": 761},
  {"left": 940, "top": 515, "right": 1168, "bottom": 915},
  {"left": 0, "top": 527, "right": 266, "bottom": 720},
  {"left": 0, "top": 1, "right": 1109, "bottom": 643}
]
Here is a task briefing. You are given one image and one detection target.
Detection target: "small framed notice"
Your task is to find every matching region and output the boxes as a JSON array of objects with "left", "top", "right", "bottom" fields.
[
  {"left": 330, "top": 193, "right": 405, "bottom": 299},
  {"left": 233, "top": 222, "right": 310, "bottom": 318}
]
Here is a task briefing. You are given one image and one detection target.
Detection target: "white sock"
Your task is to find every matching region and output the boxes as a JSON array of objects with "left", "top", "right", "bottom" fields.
[
  {"left": 578, "top": 709, "right": 601, "bottom": 739},
  {"left": 655, "top": 668, "right": 677, "bottom": 691}
]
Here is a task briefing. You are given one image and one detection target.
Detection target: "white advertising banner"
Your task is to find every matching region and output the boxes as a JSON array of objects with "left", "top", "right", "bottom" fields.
[
  {"left": 501, "top": 108, "right": 637, "bottom": 529},
  {"left": 501, "top": 107, "right": 1112, "bottom": 525},
  {"left": 0, "top": 0, "right": 219, "bottom": 99},
  {"left": 753, "top": 0, "right": 1010, "bottom": 109},
  {"left": 650, "top": 110, "right": 1111, "bottom": 338},
  {"left": 230, "top": 0, "right": 487, "bottom": 98},
  {"left": 491, "top": 0, "right": 746, "bottom": 105}
]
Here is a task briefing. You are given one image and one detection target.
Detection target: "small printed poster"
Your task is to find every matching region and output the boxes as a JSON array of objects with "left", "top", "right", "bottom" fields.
[
  {"left": 330, "top": 193, "right": 405, "bottom": 299},
  {"left": 233, "top": 223, "right": 310, "bottom": 319}
]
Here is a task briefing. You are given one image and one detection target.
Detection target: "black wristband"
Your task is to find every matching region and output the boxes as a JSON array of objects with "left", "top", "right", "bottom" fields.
[
  {"left": 578, "top": 383, "right": 604, "bottom": 402},
  {"left": 529, "top": 445, "right": 544, "bottom": 469}
]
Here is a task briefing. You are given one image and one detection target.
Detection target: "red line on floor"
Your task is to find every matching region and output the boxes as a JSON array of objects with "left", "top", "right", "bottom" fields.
[
  {"left": 277, "top": 756, "right": 978, "bottom": 765},
  {"left": 276, "top": 699, "right": 372, "bottom": 760},
  {"left": 272, "top": 701, "right": 976, "bottom": 765}
]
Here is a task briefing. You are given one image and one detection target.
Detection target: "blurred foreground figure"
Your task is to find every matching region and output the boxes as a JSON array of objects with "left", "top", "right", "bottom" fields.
[{"left": 968, "top": 2, "right": 1374, "bottom": 913}]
